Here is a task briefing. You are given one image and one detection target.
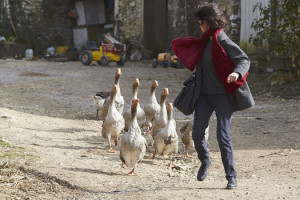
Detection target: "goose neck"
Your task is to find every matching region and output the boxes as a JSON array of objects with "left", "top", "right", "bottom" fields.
[
  {"left": 110, "top": 93, "right": 116, "bottom": 106},
  {"left": 150, "top": 85, "right": 156, "bottom": 95},
  {"left": 114, "top": 74, "right": 121, "bottom": 85},
  {"left": 167, "top": 110, "right": 173, "bottom": 121},
  {"left": 160, "top": 95, "right": 167, "bottom": 105},
  {"left": 132, "top": 87, "right": 138, "bottom": 99}
]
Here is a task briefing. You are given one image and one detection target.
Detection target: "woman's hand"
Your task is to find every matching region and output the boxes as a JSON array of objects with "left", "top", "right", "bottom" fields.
[{"left": 227, "top": 72, "right": 239, "bottom": 83}]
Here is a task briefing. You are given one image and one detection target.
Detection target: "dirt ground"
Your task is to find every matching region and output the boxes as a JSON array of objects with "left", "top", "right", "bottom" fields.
[{"left": 0, "top": 59, "right": 299, "bottom": 200}]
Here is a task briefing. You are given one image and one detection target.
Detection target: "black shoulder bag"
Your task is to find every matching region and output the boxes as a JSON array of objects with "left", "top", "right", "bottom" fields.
[{"left": 173, "top": 73, "right": 196, "bottom": 115}]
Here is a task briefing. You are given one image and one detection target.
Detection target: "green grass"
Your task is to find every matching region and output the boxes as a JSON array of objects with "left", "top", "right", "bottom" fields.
[
  {"left": 0, "top": 138, "right": 34, "bottom": 161},
  {"left": 0, "top": 139, "right": 10, "bottom": 146},
  {"left": 240, "top": 41, "right": 257, "bottom": 55}
]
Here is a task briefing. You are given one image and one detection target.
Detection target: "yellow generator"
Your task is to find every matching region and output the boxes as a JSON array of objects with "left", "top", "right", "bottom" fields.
[
  {"left": 80, "top": 34, "right": 126, "bottom": 66},
  {"left": 152, "top": 53, "right": 184, "bottom": 69}
]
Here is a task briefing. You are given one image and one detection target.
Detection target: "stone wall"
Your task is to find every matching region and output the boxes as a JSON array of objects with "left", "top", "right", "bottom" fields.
[
  {"left": 0, "top": 0, "right": 75, "bottom": 54},
  {"left": 167, "top": 0, "right": 240, "bottom": 48},
  {"left": 22, "top": 0, "right": 42, "bottom": 17},
  {"left": 37, "top": 0, "right": 76, "bottom": 47},
  {"left": 114, "top": 0, "right": 240, "bottom": 58},
  {"left": 114, "top": 0, "right": 144, "bottom": 48},
  {"left": 166, "top": 0, "right": 189, "bottom": 48},
  {"left": 0, "top": 0, "right": 241, "bottom": 58}
]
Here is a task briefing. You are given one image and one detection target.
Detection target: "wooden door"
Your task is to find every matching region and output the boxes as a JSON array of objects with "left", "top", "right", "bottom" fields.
[{"left": 144, "top": 0, "right": 167, "bottom": 53}]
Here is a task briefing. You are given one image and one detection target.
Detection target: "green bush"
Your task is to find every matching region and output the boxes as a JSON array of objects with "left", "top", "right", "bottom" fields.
[{"left": 250, "top": 0, "right": 300, "bottom": 77}]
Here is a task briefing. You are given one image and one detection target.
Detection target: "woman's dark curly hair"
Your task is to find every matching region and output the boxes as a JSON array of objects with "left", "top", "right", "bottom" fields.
[{"left": 195, "top": 3, "right": 227, "bottom": 29}]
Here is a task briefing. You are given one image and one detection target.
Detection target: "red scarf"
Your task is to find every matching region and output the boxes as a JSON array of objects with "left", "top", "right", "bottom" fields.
[{"left": 171, "top": 28, "right": 248, "bottom": 94}]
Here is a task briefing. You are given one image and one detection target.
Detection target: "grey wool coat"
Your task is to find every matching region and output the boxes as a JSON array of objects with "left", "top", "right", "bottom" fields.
[{"left": 194, "top": 30, "right": 255, "bottom": 112}]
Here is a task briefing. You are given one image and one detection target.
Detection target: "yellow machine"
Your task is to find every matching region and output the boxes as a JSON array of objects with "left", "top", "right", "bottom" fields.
[
  {"left": 80, "top": 34, "right": 126, "bottom": 66},
  {"left": 152, "top": 53, "right": 184, "bottom": 68},
  {"left": 169, "top": 55, "right": 184, "bottom": 68}
]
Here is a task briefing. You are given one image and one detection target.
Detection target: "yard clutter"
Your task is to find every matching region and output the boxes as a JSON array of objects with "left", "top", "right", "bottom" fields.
[
  {"left": 0, "top": 36, "right": 5, "bottom": 42},
  {"left": 25, "top": 49, "right": 33, "bottom": 60},
  {"left": 152, "top": 53, "right": 184, "bottom": 69},
  {"left": 80, "top": 33, "right": 126, "bottom": 66}
]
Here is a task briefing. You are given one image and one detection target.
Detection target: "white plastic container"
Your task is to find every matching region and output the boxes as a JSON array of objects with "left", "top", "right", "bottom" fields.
[{"left": 25, "top": 49, "right": 33, "bottom": 60}]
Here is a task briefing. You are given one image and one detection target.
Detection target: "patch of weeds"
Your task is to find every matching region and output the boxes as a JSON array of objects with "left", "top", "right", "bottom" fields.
[
  {"left": 267, "top": 72, "right": 300, "bottom": 98},
  {"left": 248, "top": 71, "right": 300, "bottom": 99},
  {"left": 269, "top": 71, "right": 289, "bottom": 85},
  {"left": 19, "top": 71, "right": 49, "bottom": 77},
  {"left": 0, "top": 138, "right": 35, "bottom": 162},
  {"left": 247, "top": 73, "right": 270, "bottom": 96},
  {"left": 0, "top": 139, "right": 10, "bottom": 146}
]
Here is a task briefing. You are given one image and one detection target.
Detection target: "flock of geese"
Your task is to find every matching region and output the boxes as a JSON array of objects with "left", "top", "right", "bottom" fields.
[{"left": 92, "top": 68, "right": 209, "bottom": 175}]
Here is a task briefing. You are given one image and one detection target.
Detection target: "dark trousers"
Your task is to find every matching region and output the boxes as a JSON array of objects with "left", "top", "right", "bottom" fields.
[{"left": 192, "top": 94, "right": 237, "bottom": 180}]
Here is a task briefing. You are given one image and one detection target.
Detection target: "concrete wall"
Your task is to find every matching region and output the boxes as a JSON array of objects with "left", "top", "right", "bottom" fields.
[
  {"left": 76, "top": 1, "right": 85, "bottom": 26},
  {"left": 73, "top": 28, "right": 88, "bottom": 50},
  {"left": 240, "top": 0, "right": 269, "bottom": 43}
]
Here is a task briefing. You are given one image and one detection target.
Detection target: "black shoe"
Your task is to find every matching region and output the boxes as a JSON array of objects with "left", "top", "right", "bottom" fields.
[
  {"left": 197, "top": 159, "right": 211, "bottom": 181},
  {"left": 226, "top": 177, "right": 237, "bottom": 189}
]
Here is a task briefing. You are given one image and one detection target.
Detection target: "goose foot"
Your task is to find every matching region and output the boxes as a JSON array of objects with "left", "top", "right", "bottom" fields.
[
  {"left": 128, "top": 168, "right": 137, "bottom": 175},
  {"left": 184, "top": 154, "right": 193, "bottom": 160},
  {"left": 152, "top": 152, "right": 156, "bottom": 159},
  {"left": 108, "top": 148, "right": 116, "bottom": 153},
  {"left": 96, "top": 110, "right": 100, "bottom": 120},
  {"left": 184, "top": 151, "right": 193, "bottom": 160},
  {"left": 184, "top": 153, "right": 190, "bottom": 160},
  {"left": 168, "top": 162, "right": 177, "bottom": 169},
  {"left": 145, "top": 129, "right": 152, "bottom": 135},
  {"left": 121, "top": 163, "right": 126, "bottom": 168}
]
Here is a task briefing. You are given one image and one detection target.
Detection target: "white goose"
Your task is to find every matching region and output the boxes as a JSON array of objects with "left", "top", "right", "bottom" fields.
[
  {"left": 101, "top": 68, "right": 124, "bottom": 119},
  {"left": 180, "top": 120, "right": 209, "bottom": 159},
  {"left": 151, "top": 88, "right": 169, "bottom": 139},
  {"left": 102, "top": 84, "right": 125, "bottom": 152},
  {"left": 143, "top": 80, "right": 160, "bottom": 130},
  {"left": 120, "top": 99, "right": 147, "bottom": 175},
  {"left": 123, "top": 78, "right": 149, "bottom": 132},
  {"left": 153, "top": 103, "right": 178, "bottom": 168}
]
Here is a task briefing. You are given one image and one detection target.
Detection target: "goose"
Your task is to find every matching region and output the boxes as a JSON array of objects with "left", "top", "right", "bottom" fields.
[
  {"left": 123, "top": 78, "right": 149, "bottom": 132},
  {"left": 180, "top": 120, "right": 209, "bottom": 159},
  {"left": 153, "top": 103, "right": 178, "bottom": 168},
  {"left": 93, "top": 91, "right": 110, "bottom": 120},
  {"left": 102, "top": 84, "right": 125, "bottom": 152},
  {"left": 101, "top": 68, "right": 124, "bottom": 119},
  {"left": 151, "top": 88, "right": 169, "bottom": 139},
  {"left": 143, "top": 80, "right": 160, "bottom": 131},
  {"left": 120, "top": 99, "right": 147, "bottom": 175}
]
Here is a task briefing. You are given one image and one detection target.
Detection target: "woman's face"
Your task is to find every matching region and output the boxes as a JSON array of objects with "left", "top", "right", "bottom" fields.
[{"left": 198, "top": 20, "right": 209, "bottom": 33}]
